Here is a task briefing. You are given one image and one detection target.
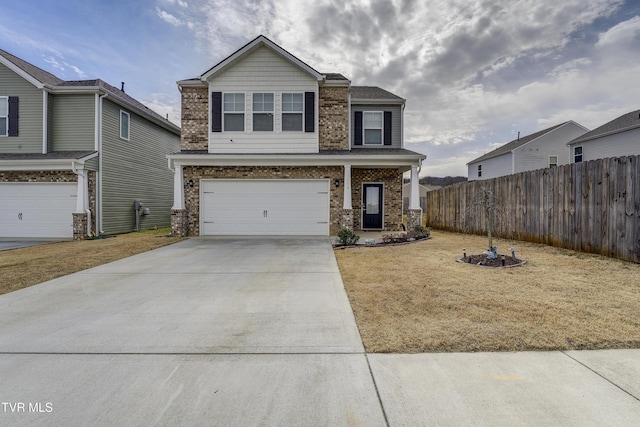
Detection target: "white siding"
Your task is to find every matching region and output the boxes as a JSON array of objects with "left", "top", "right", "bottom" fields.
[
  {"left": 207, "top": 45, "right": 318, "bottom": 154},
  {"left": 513, "top": 122, "right": 587, "bottom": 172},
  {"left": 576, "top": 128, "right": 640, "bottom": 162},
  {"left": 468, "top": 153, "right": 513, "bottom": 181}
]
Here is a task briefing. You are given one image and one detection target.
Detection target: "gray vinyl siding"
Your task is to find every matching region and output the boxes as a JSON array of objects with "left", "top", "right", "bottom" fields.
[
  {"left": 50, "top": 94, "right": 95, "bottom": 151},
  {"left": 575, "top": 128, "right": 640, "bottom": 162},
  {"left": 0, "top": 63, "right": 43, "bottom": 153},
  {"left": 351, "top": 104, "right": 402, "bottom": 148},
  {"left": 100, "top": 99, "right": 179, "bottom": 234},
  {"left": 85, "top": 157, "right": 99, "bottom": 171}
]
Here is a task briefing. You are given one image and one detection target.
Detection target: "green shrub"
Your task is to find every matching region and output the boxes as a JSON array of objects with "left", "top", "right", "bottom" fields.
[{"left": 337, "top": 228, "right": 360, "bottom": 246}]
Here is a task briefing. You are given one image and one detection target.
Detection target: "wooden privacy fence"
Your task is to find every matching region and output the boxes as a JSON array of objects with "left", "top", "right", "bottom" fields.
[{"left": 424, "top": 155, "right": 640, "bottom": 263}]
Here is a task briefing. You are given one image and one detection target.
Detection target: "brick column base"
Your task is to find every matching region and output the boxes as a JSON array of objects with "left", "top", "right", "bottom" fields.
[
  {"left": 72, "top": 212, "right": 88, "bottom": 240},
  {"left": 171, "top": 209, "right": 188, "bottom": 237},
  {"left": 407, "top": 209, "right": 423, "bottom": 232},
  {"left": 340, "top": 209, "right": 354, "bottom": 230}
]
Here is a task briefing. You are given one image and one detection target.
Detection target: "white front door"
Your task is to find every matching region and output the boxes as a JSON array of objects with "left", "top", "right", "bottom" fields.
[
  {"left": 0, "top": 183, "right": 76, "bottom": 239},
  {"left": 201, "top": 179, "right": 330, "bottom": 236}
]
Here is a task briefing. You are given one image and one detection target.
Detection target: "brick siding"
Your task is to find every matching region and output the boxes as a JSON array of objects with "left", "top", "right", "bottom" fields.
[
  {"left": 180, "top": 86, "right": 209, "bottom": 151},
  {"left": 319, "top": 86, "right": 349, "bottom": 151}
]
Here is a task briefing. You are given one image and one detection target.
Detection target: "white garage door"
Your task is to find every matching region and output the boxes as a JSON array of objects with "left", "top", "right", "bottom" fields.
[
  {"left": 201, "top": 179, "right": 330, "bottom": 236},
  {"left": 0, "top": 183, "right": 76, "bottom": 239}
]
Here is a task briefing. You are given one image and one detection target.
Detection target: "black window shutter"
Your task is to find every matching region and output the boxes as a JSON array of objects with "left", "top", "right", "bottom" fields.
[
  {"left": 384, "top": 111, "right": 392, "bottom": 145},
  {"left": 304, "top": 92, "right": 314, "bottom": 132},
  {"left": 211, "top": 92, "right": 222, "bottom": 132},
  {"left": 354, "top": 111, "right": 363, "bottom": 145},
  {"left": 8, "top": 96, "right": 18, "bottom": 136}
]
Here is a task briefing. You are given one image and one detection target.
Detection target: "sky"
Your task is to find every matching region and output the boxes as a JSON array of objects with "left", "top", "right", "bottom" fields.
[{"left": 1, "top": 0, "right": 639, "bottom": 177}]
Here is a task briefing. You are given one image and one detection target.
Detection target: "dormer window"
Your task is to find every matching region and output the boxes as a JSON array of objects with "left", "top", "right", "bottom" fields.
[
  {"left": 223, "top": 93, "right": 245, "bottom": 131},
  {"left": 252, "top": 93, "right": 274, "bottom": 132}
]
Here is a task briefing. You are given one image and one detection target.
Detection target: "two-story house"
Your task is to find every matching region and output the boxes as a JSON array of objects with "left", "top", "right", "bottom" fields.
[
  {"left": 567, "top": 108, "right": 640, "bottom": 163},
  {"left": 0, "top": 49, "right": 180, "bottom": 240},
  {"left": 467, "top": 121, "right": 589, "bottom": 181},
  {"left": 168, "top": 35, "right": 426, "bottom": 237}
]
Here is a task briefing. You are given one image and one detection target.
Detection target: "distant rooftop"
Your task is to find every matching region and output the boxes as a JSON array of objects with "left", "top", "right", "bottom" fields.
[{"left": 568, "top": 109, "right": 640, "bottom": 145}]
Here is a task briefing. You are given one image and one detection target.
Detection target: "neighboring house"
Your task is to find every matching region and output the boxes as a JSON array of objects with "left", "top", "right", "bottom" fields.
[
  {"left": 168, "top": 35, "right": 426, "bottom": 237},
  {"left": 0, "top": 49, "right": 180, "bottom": 240},
  {"left": 567, "top": 109, "right": 640, "bottom": 163},
  {"left": 467, "top": 121, "right": 589, "bottom": 181},
  {"left": 402, "top": 183, "right": 438, "bottom": 212}
]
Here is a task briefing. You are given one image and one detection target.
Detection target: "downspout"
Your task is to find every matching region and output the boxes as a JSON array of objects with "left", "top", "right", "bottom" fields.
[
  {"left": 42, "top": 90, "right": 48, "bottom": 154},
  {"left": 96, "top": 92, "right": 107, "bottom": 234}
]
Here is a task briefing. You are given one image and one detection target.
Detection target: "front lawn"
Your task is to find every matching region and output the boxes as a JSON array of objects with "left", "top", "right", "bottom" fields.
[{"left": 334, "top": 230, "right": 640, "bottom": 353}]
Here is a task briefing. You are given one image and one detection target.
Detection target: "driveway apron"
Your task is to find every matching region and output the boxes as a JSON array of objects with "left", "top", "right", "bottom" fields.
[{"left": 0, "top": 238, "right": 386, "bottom": 426}]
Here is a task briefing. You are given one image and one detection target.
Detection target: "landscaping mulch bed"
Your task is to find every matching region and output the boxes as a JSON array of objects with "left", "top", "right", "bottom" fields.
[{"left": 457, "top": 254, "right": 525, "bottom": 267}]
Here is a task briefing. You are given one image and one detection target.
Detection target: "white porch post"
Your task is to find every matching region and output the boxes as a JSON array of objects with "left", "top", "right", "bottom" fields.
[
  {"left": 343, "top": 164, "right": 352, "bottom": 209},
  {"left": 75, "top": 169, "right": 87, "bottom": 213},
  {"left": 409, "top": 164, "right": 420, "bottom": 210},
  {"left": 172, "top": 163, "right": 185, "bottom": 210}
]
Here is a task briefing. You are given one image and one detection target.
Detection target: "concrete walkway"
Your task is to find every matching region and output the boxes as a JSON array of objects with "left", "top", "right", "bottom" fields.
[{"left": 0, "top": 238, "right": 639, "bottom": 426}]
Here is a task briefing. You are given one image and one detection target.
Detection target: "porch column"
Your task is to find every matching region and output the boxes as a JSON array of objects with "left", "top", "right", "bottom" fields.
[
  {"left": 407, "top": 164, "right": 423, "bottom": 231},
  {"left": 343, "top": 164, "right": 352, "bottom": 209},
  {"left": 409, "top": 164, "right": 420, "bottom": 210},
  {"left": 73, "top": 169, "right": 89, "bottom": 240},
  {"left": 340, "top": 165, "right": 354, "bottom": 231},
  {"left": 172, "top": 164, "right": 185, "bottom": 210},
  {"left": 171, "top": 164, "right": 188, "bottom": 237}
]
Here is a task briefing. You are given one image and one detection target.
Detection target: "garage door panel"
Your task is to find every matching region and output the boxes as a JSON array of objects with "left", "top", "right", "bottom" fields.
[
  {"left": 0, "top": 183, "right": 76, "bottom": 239},
  {"left": 201, "top": 180, "right": 329, "bottom": 236}
]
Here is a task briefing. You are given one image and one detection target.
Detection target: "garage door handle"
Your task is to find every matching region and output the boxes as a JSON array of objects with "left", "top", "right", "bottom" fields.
[
  {"left": 263, "top": 210, "right": 267, "bottom": 218},
  {"left": 18, "top": 212, "right": 23, "bottom": 220}
]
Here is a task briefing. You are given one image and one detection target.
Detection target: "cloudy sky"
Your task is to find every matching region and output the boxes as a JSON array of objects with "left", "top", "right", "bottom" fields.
[{"left": 2, "top": 0, "right": 639, "bottom": 176}]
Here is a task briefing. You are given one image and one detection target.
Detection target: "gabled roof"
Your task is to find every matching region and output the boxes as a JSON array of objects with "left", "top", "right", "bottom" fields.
[
  {"left": 351, "top": 86, "right": 405, "bottom": 104},
  {"left": 568, "top": 109, "right": 640, "bottom": 145},
  {"left": 0, "top": 48, "right": 63, "bottom": 87},
  {"left": 468, "top": 122, "right": 570, "bottom": 165},
  {"left": 0, "top": 49, "right": 179, "bottom": 134},
  {"left": 201, "top": 35, "right": 323, "bottom": 81}
]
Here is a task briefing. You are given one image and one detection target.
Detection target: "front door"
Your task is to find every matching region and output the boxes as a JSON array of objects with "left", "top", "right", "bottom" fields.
[{"left": 362, "top": 183, "right": 383, "bottom": 229}]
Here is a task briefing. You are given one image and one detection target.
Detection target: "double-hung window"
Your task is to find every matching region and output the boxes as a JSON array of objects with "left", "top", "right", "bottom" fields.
[
  {"left": 282, "top": 93, "right": 303, "bottom": 131},
  {"left": 120, "top": 110, "right": 130, "bottom": 140},
  {"left": 477, "top": 164, "right": 482, "bottom": 177},
  {"left": 0, "top": 97, "right": 7, "bottom": 136},
  {"left": 224, "top": 93, "right": 245, "bottom": 131},
  {"left": 252, "top": 93, "right": 273, "bottom": 132},
  {"left": 573, "top": 146, "right": 583, "bottom": 163},
  {"left": 363, "top": 111, "right": 383, "bottom": 145},
  {"left": 549, "top": 156, "right": 558, "bottom": 167}
]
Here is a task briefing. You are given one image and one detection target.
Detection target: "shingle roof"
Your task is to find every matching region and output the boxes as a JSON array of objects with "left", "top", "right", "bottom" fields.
[
  {"left": 0, "top": 49, "right": 179, "bottom": 134},
  {"left": 0, "top": 151, "right": 96, "bottom": 161},
  {"left": 323, "top": 73, "right": 349, "bottom": 81},
  {"left": 568, "top": 109, "right": 640, "bottom": 145},
  {"left": 0, "top": 48, "right": 63, "bottom": 86},
  {"left": 351, "top": 86, "right": 404, "bottom": 102},
  {"left": 468, "top": 122, "right": 568, "bottom": 164}
]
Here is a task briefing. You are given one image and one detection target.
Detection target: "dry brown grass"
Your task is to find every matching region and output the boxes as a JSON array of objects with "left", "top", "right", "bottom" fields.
[
  {"left": 335, "top": 230, "right": 640, "bottom": 353},
  {"left": 0, "top": 228, "right": 183, "bottom": 295}
]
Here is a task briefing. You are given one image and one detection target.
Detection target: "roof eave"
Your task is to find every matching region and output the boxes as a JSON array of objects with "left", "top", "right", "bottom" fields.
[
  {"left": 567, "top": 123, "right": 640, "bottom": 146},
  {"left": 351, "top": 98, "right": 405, "bottom": 105}
]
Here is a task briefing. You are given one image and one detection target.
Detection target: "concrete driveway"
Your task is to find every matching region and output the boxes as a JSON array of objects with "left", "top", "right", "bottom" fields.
[{"left": 1, "top": 237, "right": 639, "bottom": 426}]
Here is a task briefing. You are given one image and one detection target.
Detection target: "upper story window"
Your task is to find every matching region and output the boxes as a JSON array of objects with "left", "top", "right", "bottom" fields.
[
  {"left": 0, "top": 97, "right": 7, "bottom": 136},
  {"left": 549, "top": 156, "right": 558, "bottom": 167},
  {"left": 223, "top": 93, "right": 245, "bottom": 131},
  {"left": 477, "top": 164, "right": 482, "bottom": 177},
  {"left": 252, "top": 93, "right": 273, "bottom": 132},
  {"left": 573, "top": 146, "right": 583, "bottom": 163},
  {"left": 120, "top": 110, "right": 130, "bottom": 140},
  {"left": 354, "top": 110, "right": 391, "bottom": 146},
  {"left": 282, "top": 93, "right": 303, "bottom": 131},
  {"left": 363, "top": 112, "right": 383, "bottom": 145}
]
